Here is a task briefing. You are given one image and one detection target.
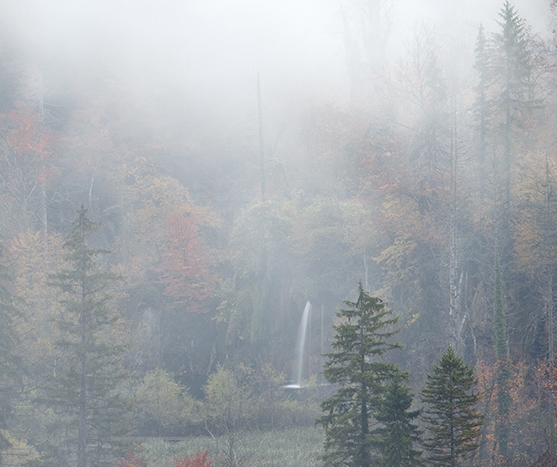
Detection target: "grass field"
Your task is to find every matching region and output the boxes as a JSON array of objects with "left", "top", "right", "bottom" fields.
[{"left": 137, "top": 427, "right": 324, "bottom": 467}]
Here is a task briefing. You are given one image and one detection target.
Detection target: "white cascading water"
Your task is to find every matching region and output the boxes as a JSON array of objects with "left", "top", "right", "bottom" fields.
[{"left": 285, "top": 301, "right": 311, "bottom": 389}]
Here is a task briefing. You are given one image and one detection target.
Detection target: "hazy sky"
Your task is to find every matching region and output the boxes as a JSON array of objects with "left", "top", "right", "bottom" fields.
[
  {"left": 1, "top": 0, "right": 553, "bottom": 132},
  {"left": 6, "top": 0, "right": 551, "bottom": 77}
]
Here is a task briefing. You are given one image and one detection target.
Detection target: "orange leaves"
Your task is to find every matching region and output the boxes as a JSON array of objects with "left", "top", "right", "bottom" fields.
[
  {"left": 157, "top": 207, "right": 216, "bottom": 311},
  {"left": 513, "top": 152, "right": 557, "bottom": 276},
  {"left": 112, "top": 452, "right": 143, "bottom": 467},
  {"left": 536, "top": 360, "right": 557, "bottom": 414},
  {"left": 174, "top": 450, "right": 213, "bottom": 467},
  {"left": 4, "top": 108, "right": 52, "bottom": 157},
  {"left": 475, "top": 359, "right": 541, "bottom": 461},
  {"left": 6, "top": 232, "right": 63, "bottom": 370},
  {"left": 117, "top": 159, "right": 220, "bottom": 312},
  {"left": 112, "top": 449, "right": 213, "bottom": 467}
]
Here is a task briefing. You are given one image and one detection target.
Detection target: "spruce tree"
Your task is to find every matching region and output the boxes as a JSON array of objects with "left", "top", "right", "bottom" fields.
[
  {"left": 316, "top": 283, "right": 401, "bottom": 467},
  {"left": 473, "top": 24, "right": 490, "bottom": 198},
  {"left": 492, "top": 2, "right": 536, "bottom": 197},
  {"left": 373, "top": 372, "right": 422, "bottom": 467},
  {"left": 489, "top": 2, "right": 540, "bottom": 256},
  {"left": 46, "top": 206, "right": 129, "bottom": 467},
  {"left": 421, "top": 346, "right": 483, "bottom": 467}
]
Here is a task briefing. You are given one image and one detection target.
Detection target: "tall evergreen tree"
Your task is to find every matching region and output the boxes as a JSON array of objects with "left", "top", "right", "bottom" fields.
[
  {"left": 421, "top": 346, "right": 483, "bottom": 467},
  {"left": 473, "top": 24, "right": 490, "bottom": 198},
  {"left": 489, "top": 1, "right": 539, "bottom": 254},
  {"left": 45, "top": 206, "right": 129, "bottom": 467},
  {"left": 373, "top": 372, "right": 422, "bottom": 467},
  {"left": 492, "top": 1, "right": 536, "bottom": 137},
  {"left": 316, "top": 283, "right": 401, "bottom": 467}
]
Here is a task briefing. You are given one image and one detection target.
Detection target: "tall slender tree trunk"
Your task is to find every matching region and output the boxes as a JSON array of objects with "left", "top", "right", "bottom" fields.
[
  {"left": 78, "top": 238, "right": 87, "bottom": 467},
  {"left": 257, "top": 74, "right": 265, "bottom": 202},
  {"left": 449, "top": 91, "right": 463, "bottom": 353},
  {"left": 359, "top": 344, "right": 370, "bottom": 467},
  {"left": 41, "top": 183, "right": 48, "bottom": 245},
  {"left": 544, "top": 159, "right": 555, "bottom": 364}
]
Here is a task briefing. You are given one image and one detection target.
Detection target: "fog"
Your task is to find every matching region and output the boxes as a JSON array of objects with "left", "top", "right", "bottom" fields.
[
  {"left": 4, "top": 0, "right": 550, "bottom": 122},
  {"left": 2, "top": 0, "right": 557, "bottom": 461}
]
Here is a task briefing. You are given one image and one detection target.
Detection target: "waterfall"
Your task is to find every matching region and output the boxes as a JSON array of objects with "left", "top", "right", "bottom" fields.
[{"left": 285, "top": 301, "right": 311, "bottom": 389}]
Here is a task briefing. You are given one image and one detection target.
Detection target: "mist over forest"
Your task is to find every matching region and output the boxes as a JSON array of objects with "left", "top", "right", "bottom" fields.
[{"left": 1, "top": 0, "right": 557, "bottom": 466}]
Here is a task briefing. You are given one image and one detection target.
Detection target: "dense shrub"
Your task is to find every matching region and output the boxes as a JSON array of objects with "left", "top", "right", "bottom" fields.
[
  {"left": 135, "top": 368, "right": 201, "bottom": 436},
  {"left": 174, "top": 450, "right": 213, "bottom": 467}
]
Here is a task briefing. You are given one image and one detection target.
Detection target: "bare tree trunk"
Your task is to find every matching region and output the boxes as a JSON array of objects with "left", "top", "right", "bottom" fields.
[
  {"left": 41, "top": 183, "right": 48, "bottom": 245},
  {"left": 543, "top": 158, "right": 555, "bottom": 365},
  {"left": 78, "top": 243, "right": 88, "bottom": 467},
  {"left": 448, "top": 90, "right": 463, "bottom": 353}
]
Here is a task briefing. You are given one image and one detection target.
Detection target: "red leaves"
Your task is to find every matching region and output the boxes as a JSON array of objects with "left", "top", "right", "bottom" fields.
[
  {"left": 174, "top": 450, "right": 213, "bottom": 467},
  {"left": 113, "top": 452, "right": 143, "bottom": 467},
  {"left": 536, "top": 360, "right": 557, "bottom": 414},
  {"left": 5, "top": 108, "right": 52, "bottom": 156},
  {"left": 113, "top": 449, "right": 213, "bottom": 467},
  {"left": 157, "top": 207, "right": 216, "bottom": 311}
]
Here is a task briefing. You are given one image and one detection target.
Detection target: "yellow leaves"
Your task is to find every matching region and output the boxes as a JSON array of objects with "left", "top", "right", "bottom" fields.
[
  {"left": 0, "top": 431, "right": 39, "bottom": 467},
  {"left": 8, "top": 231, "right": 63, "bottom": 294},
  {"left": 476, "top": 359, "right": 540, "bottom": 458},
  {"left": 157, "top": 207, "right": 216, "bottom": 310},
  {"left": 374, "top": 234, "right": 419, "bottom": 301},
  {"left": 116, "top": 157, "right": 220, "bottom": 295},
  {"left": 513, "top": 150, "right": 557, "bottom": 276},
  {"left": 374, "top": 234, "right": 417, "bottom": 271},
  {"left": 514, "top": 220, "right": 541, "bottom": 275},
  {"left": 136, "top": 368, "right": 201, "bottom": 432},
  {"left": 7, "top": 232, "right": 63, "bottom": 373}
]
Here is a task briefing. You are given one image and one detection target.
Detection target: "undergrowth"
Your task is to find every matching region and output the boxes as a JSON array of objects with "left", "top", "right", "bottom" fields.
[{"left": 137, "top": 427, "right": 324, "bottom": 467}]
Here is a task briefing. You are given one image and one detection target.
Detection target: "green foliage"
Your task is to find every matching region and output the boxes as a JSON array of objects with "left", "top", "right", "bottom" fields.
[
  {"left": 203, "top": 366, "right": 254, "bottom": 435},
  {"left": 0, "top": 430, "right": 40, "bottom": 467},
  {"left": 317, "top": 283, "right": 402, "bottom": 467},
  {"left": 493, "top": 251, "right": 511, "bottom": 456},
  {"left": 372, "top": 373, "right": 422, "bottom": 467},
  {"left": 250, "top": 363, "right": 320, "bottom": 430},
  {"left": 482, "top": 1, "right": 541, "bottom": 228},
  {"left": 494, "top": 359, "right": 512, "bottom": 457},
  {"left": 486, "top": 1, "right": 540, "bottom": 167},
  {"left": 0, "top": 3, "right": 555, "bottom": 464},
  {"left": 139, "top": 427, "right": 324, "bottom": 467},
  {"left": 473, "top": 23, "right": 490, "bottom": 193},
  {"left": 44, "top": 206, "right": 130, "bottom": 467},
  {"left": 135, "top": 368, "right": 200, "bottom": 436},
  {"left": 420, "top": 346, "right": 483, "bottom": 467},
  {"left": 228, "top": 196, "right": 372, "bottom": 362},
  {"left": 492, "top": 2, "right": 537, "bottom": 113},
  {"left": 0, "top": 242, "right": 20, "bottom": 457}
]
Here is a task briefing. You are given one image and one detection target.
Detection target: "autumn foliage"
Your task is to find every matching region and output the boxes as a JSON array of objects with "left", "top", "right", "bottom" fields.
[
  {"left": 113, "top": 452, "right": 143, "bottom": 467},
  {"left": 158, "top": 207, "right": 216, "bottom": 311},
  {"left": 174, "top": 450, "right": 213, "bottom": 467},
  {"left": 499, "top": 450, "right": 557, "bottom": 467}
]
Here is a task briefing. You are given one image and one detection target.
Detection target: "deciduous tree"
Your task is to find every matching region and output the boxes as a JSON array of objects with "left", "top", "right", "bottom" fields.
[
  {"left": 493, "top": 252, "right": 511, "bottom": 456},
  {"left": 0, "top": 241, "right": 20, "bottom": 461}
]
